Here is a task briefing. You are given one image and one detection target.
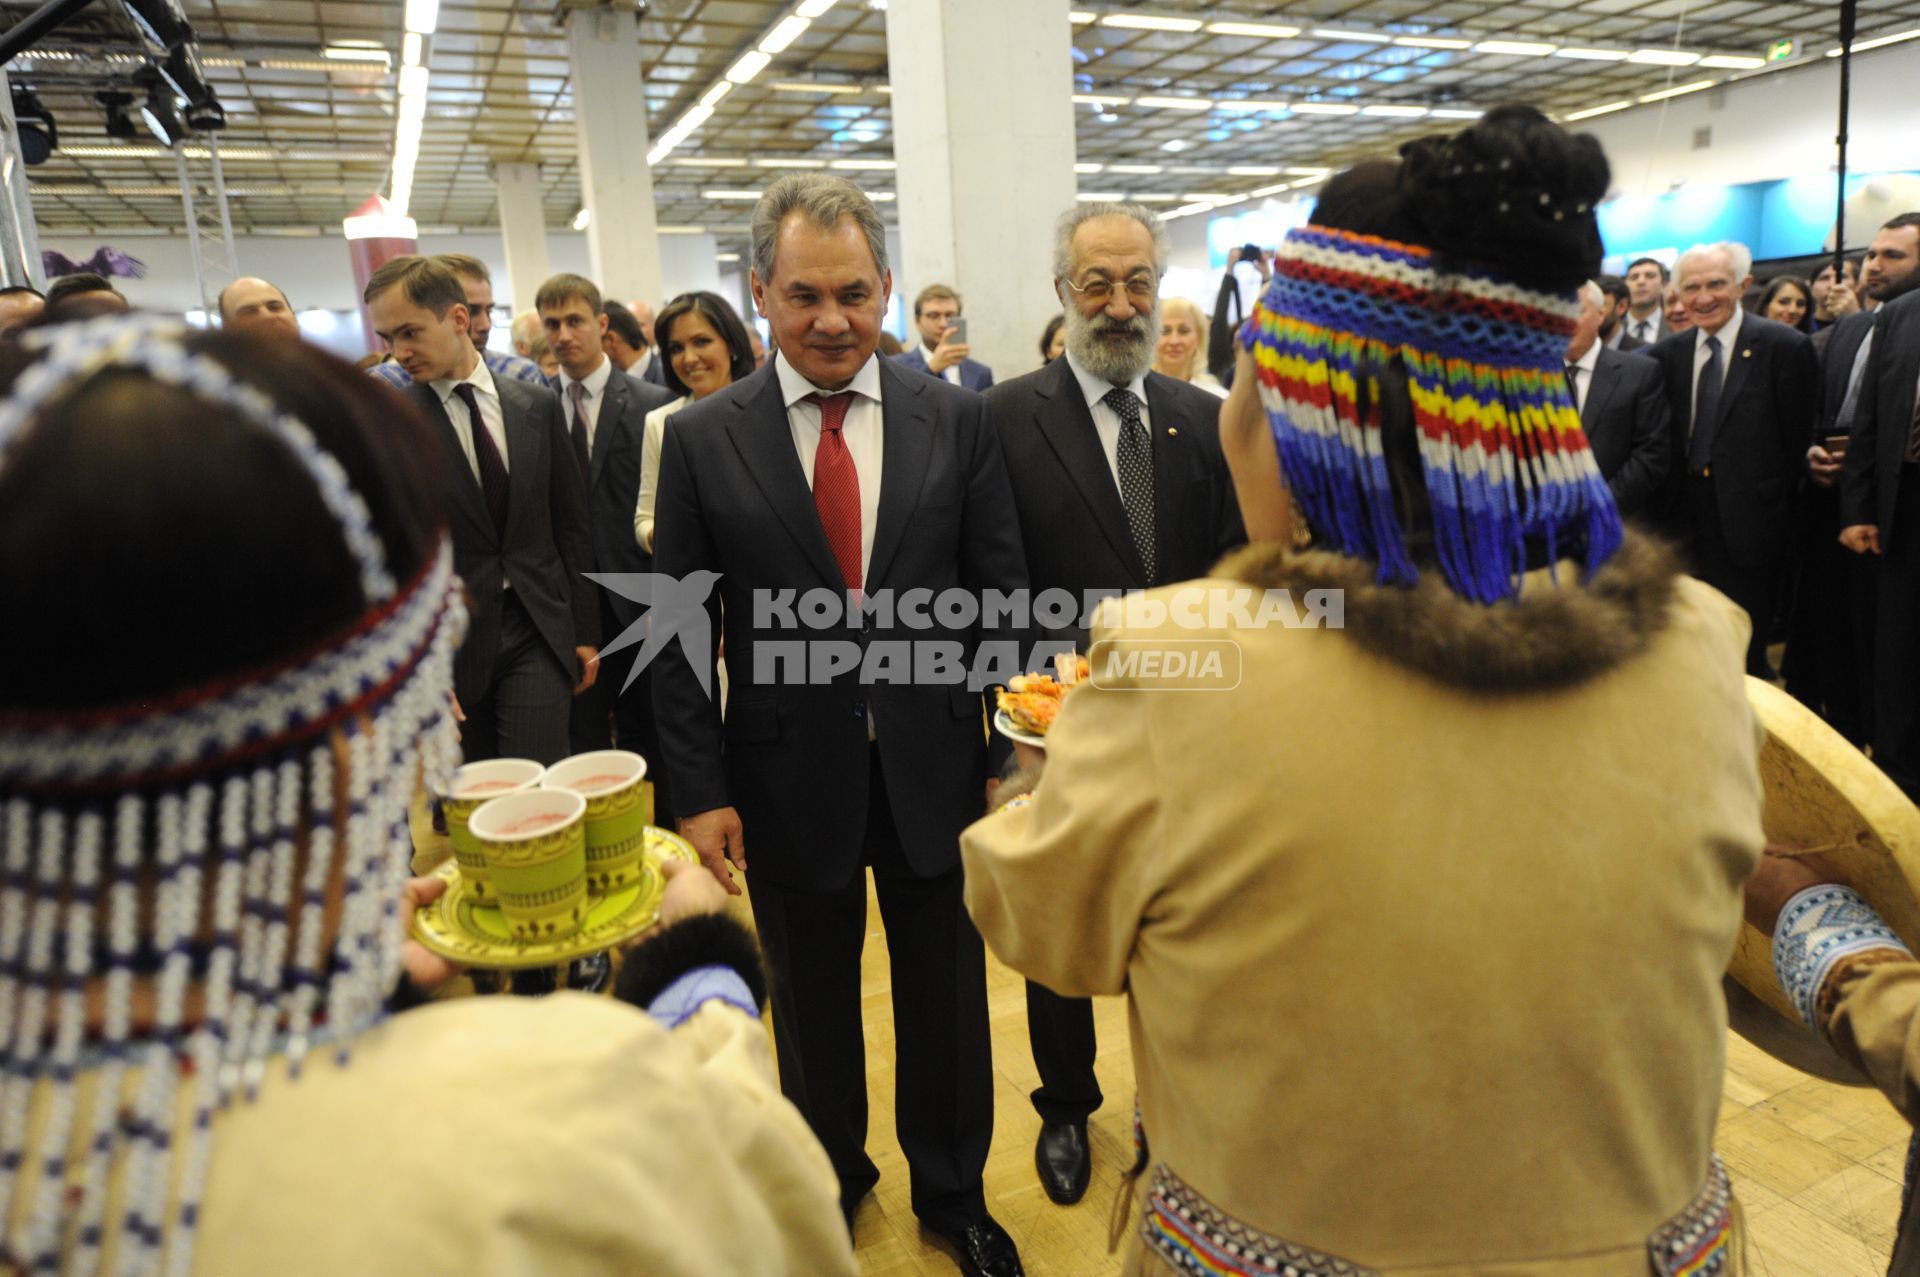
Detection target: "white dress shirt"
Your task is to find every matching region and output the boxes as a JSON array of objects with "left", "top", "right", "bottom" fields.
[
  {"left": 430, "top": 356, "right": 509, "bottom": 480},
  {"left": 1690, "top": 306, "right": 1743, "bottom": 431},
  {"left": 1626, "top": 310, "right": 1662, "bottom": 345},
  {"left": 920, "top": 342, "right": 963, "bottom": 386},
  {"left": 634, "top": 393, "right": 693, "bottom": 553},
  {"left": 1566, "top": 341, "right": 1600, "bottom": 415},
  {"left": 776, "top": 351, "right": 885, "bottom": 586},
  {"left": 559, "top": 354, "right": 615, "bottom": 454},
  {"left": 1064, "top": 347, "right": 1152, "bottom": 492}
]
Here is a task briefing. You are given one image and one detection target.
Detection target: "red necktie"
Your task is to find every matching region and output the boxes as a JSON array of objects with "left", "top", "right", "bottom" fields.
[{"left": 805, "top": 392, "right": 862, "bottom": 599}]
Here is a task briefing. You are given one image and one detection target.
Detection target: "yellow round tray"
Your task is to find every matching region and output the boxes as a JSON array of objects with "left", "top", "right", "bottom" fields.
[{"left": 411, "top": 826, "right": 699, "bottom": 970}]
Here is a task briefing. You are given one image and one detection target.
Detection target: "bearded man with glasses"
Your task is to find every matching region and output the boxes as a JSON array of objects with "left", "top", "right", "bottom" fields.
[{"left": 982, "top": 202, "right": 1245, "bottom": 1207}]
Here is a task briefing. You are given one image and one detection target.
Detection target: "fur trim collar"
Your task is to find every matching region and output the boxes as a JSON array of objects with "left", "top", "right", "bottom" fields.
[{"left": 1217, "top": 530, "right": 1681, "bottom": 693}]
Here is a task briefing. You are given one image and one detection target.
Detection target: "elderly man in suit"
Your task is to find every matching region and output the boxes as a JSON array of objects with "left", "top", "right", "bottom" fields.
[
  {"left": 365, "top": 255, "right": 599, "bottom": 765},
  {"left": 896, "top": 284, "right": 994, "bottom": 391},
  {"left": 650, "top": 174, "right": 1029, "bottom": 1277},
  {"left": 1644, "top": 240, "right": 1820, "bottom": 678},
  {"left": 1564, "top": 280, "right": 1669, "bottom": 520},
  {"left": 536, "top": 272, "right": 676, "bottom": 756},
  {"left": 984, "top": 201, "right": 1244, "bottom": 1206}
]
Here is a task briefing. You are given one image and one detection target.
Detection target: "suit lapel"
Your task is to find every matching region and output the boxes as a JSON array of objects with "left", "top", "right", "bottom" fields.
[
  {"left": 498, "top": 379, "right": 541, "bottom": 536},
  {"left": 725, "top": 364, "right": 845, "bottom": 589},
  {"left": 1714, "top": 323, "right": 1757, "bottom": 430},
  {"left": 591, "top": 369, "right": 622, "bottom": 488},
  {"left": 1579, "top": 354, "right": 1618, "bottom": 431},
  {"left": 413, "top": 382, "right": 493, "bottom": 539},
  {"left": 866, "top": 361, "right": 932, "bottom": 592},
  {"left": 1035, "top": 358, "right": 1145, "bottom": 582},
  {"left": 1143, "top": 373, "right": 1196, "bottom": 585}
]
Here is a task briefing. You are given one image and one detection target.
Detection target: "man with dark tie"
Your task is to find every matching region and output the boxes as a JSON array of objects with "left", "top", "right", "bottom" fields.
[
  {"left": 1618, "top": 256, "right": 1671, "bottom": 349},
  {"left": 983, "top": 201, "right": 1243, "bottom": 1207},
  {"left": 602, "top": 300, "right": 663, "bottom": 385},
  {"left": 365, "top": 255, "right": 599, "bottom": 765},
  {"left": 1840, "top": 243, "right": 1920, "bottom": 800},
  {"left": 1563, "top": 280, "right": 1669, "bottom": 520},
  {"left": 537, "top": 272, "right": 676, "bottom": 757},
  {"left": 1596, "top": 274, "right": 1631, "bottom": 351},
  {"left": 1644, "top": 241, "right": 1819, "bottom": 678},
  {"left": 368, "top": 253, "right": 550, "bottom": 392},
  {"left": 650, "top": 174, "right": 1029, "bottom": 1277}
]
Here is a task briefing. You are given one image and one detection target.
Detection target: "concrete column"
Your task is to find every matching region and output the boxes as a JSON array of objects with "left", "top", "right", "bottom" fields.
[
  {"left": 658, "top": 231, "right": 721, "bottom": 301},
  {"left": 885, "top": 0, "right": 1078, "bottom": 381},
  {"left": 568, "top": 7, "right": 664, "bottom": 308},
  {"left": 493, "top": 161, "right": 551, "bottom": 312}
]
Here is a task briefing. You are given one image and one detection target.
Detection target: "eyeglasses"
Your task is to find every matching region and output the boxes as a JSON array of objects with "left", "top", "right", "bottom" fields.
[{"left": 1062, "top": 273, "right": 1158, "bottom": 305}]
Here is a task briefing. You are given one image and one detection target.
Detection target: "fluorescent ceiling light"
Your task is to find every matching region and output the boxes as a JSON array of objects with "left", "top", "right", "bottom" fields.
[
  {"left": 1426, "top": 108, "right": 1482, "bottom": 119},
  {"left": 797, "top": 0, "right": 838, "bottom": 16},
  {"left": 1290, "top": 102, "right": 1360, "bottom": 115},
  {"left": 1311, "top": 29, "right": 1390, "bottom": 43},
  {"left": 403, "top": 33, "right": 422, "bottom": 65},
  {"left": 261, "top": 58, "right": 385, "bottom": 72},
  {"left": 659, "top": 226, "right": 703, "bottom": 234},
  {"left": 1180, "top": 191, "right": 1232, "bottom": 201},
  {"left": 1227, "top": 165, "right": 1281, "bottom": 175},
  {"left": 717, "top": 252, "right": 742, "bottom": 262},
  {"left": 1285, "top": 166, "right": 1331, "bottom": 175},
  {"left": 1361, "top": 104, "right": 1429, "bottom": 116},
  {"left": 1107, "top": 163, "right": 1164, "bottom": 174},
  {"left": 1213, "top": 98, "right": 1290, "bottom": 112},
  {"left": 324, "top": 45, "right": 391, "bottom": 64},
  {"left": 572, "top": 208, "right": 590, "bottom": 230},
  {"left": 1206, "top": 22, "right": 1301, "bottom": 39},
  {"left": 1170, "top": 201, "right": 1214, "bottom": 217},
  {"left": 759, "top": 15, "right": 812, "bottom": 54},
  {"left": 398, "top": 64, "right": 429, "bottom": 96},
  {"left": 703, "top": 189, "right": 763, "bottom": 200},
  {"left": 1073, "top": 93, "right": 1131, "bottom": 107},
  {"left": 671, "top": 156, "right": 750, "bottom": 166},
  {"left": 756, "top": 156, "right": 828, "bottom": 167},
  {"left": 1638, "top": 79, "right": 1716, "bottom": 102},
  {"left": 1393, "top": 35, "right": 1471, "bottom": 49},
  {"left": 830, "top": 158, "right": 895, "bottom": 170},
  {"left": 1247, "top": 182, "right": 1291, "bottom": 198},
  {"left": 1133, "top": 193, "right": 1179, "bottom": 202},
  {"left": 1474, "top": 40, "right": 1557, "bottom": 56},
  {"left": 701, "top": 81, "right": 733, "bottom": 107},
  {"left": 1699, "top": 54, "right": 1765, "bottom": 69},
  {"left": 1074, "top": 162, "right": 1104, "bottom": 173},
  {"left": 869, "top": 192, "right": 895, "bottom": 201},
  {"left": 1851, "top": 27, "right": 1920, "bottom": 52},
  {"left": 726, "top": 50, "right": 772, "bottom": 83},
  {"left": 1077, "top": 191, "right": 1128, "bottom": 201},
  {"left": 1211, "top": 195, "right": 1249, "bottom": 207},
  {"left": 1101, "top": 14, "right": 1203, "bottom": 32},
  {"left": 1135, "top": 95, "right": 1212, "bottom": 110},
  {"left": 1628, "top": 48, "right": 1702, "bottom": 65},
  {"left": 1556, "top": 47, "right": 1631, "bottom": 61},
  {"left": 769, "top": 80, "right": 862, "bottom": 93},
  {"left": 403, "top": 0, "right": 439, "bottom": 36},
  {"left": 1563, "top": 100, "right": 1634, "bottom": 120},
  {"left": 344, "top": 211, "right": 418, "bottom": 240},
  {"left": 680, "top": 104, "right": 715, "bottom": 131},
  {"left": 1160, "top": 139, "right": 1189, "bottom": 152},
  {"left": 1069, "top": 10, "right": 1096, "bottom": 22}
]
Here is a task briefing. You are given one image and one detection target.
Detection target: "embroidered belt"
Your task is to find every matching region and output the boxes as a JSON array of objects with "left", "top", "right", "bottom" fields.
[{"left": 1139, "top": 1155, "right": 1736, "bottom": 1277}]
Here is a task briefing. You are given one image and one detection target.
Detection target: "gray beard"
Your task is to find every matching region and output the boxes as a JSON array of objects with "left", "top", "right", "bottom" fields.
[{"left": 1063, "top": 299, "right": 1160, "bottom": 385}]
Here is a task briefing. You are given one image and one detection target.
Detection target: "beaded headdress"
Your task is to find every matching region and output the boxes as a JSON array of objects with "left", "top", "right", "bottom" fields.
[
  {"left": 1243, "top": 224, "right": 1623, "bottom": 604},
  {"left": 0, "top": 314, "right": 466, "bottom": 1275}
]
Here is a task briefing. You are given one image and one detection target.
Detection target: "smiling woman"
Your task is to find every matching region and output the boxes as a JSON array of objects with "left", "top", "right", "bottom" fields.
[{"left": 633, "top": 290, "right": 756, "bottom": 553}]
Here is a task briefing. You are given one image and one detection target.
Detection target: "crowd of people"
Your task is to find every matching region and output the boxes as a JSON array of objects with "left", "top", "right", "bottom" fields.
[{"left": 9, "top": 98, "right": 1920, "bottom": 1277}]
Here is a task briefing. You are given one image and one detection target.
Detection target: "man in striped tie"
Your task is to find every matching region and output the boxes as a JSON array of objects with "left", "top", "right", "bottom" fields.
[{"left": 649, "top": 174, "right": 1030, "bottom": 1277}]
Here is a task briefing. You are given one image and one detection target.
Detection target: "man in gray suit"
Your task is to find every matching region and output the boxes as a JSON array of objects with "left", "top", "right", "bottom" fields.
[
  {"left": 1564, "top": 280, "right": 1669, "bottom": 520},
  {"left": 366, "top": 255, "right": 599, "bottom": 765},
  {"left": 536, "top": 272, "right": 677, "bottom": 765}
]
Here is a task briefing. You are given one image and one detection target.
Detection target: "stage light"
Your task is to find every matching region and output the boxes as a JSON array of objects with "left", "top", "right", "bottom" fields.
[
  {"left": 98, "top": 90, "right": 138, "bottom": 141},
  {"left": 135, "top": 71, "right": 186, "bottom": 147},
  {"left": 119, "top": 0, "right": 193, "bottom": 51}
]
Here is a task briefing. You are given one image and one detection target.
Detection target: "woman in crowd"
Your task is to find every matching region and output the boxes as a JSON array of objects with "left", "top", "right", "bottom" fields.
[
  {"left": 1758, "top": 275, "right": 1815, "bottom": 332},
  {"left": 1151, "top": 295, "right": 1226, "bottom": 397},
  {"left": 0, "top": 315, "right": 854, "bottom": 1276},
  {"left": 962, "top": 105, "right": 1762, "bottom": 1274},
  {"left": 1038, "top": 313, "right": 1065, "bottom": 364},
  {"left": 633, "top": 290, "right": 757, "bottom": 553}
]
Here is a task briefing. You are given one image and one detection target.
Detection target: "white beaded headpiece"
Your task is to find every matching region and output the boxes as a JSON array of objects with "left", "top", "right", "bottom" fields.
[{"left": 0, "top": 315, "right": 467, "bottom": 1276}]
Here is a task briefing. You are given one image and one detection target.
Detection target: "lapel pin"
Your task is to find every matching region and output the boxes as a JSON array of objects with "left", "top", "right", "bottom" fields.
[
  {"left": 1167, "top": 426, "right": 1178, "bottom": 436},
  {"left": 1742, "top": 349, "right": 1752, "bottom": 359}
]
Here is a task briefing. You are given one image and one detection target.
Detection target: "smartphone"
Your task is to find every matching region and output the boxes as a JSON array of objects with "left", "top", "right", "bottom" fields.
[
  {"left": 1825, "top": 434, "right": 1850, "bottom": 456},
  {"left": 946, "top": 317, "right": 968, "bottom": 345}
]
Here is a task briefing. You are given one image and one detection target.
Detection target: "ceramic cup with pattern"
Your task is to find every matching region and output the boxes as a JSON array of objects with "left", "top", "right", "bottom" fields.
[
  {"left": 540, "top": 750, "right": 651, "bottom": 893},
  {"left": 440, "top": 758, "right": 545, "bottom": 904},
  {"left": 466, "top": 788, "right": 589, "bottom": 942}
]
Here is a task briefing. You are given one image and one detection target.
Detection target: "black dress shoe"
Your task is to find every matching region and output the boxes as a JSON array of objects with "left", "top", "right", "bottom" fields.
[
  {"left": 1035, "top": 1121, "right": 1091, "bottom": 1205},
  {"left": 931, "top": 1214, "right": 1024, "bottom": 1277}
]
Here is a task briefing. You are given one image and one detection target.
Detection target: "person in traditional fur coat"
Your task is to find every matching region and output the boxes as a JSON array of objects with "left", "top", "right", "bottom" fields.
[{"left": 960, "top": 106, "right": 1766, "bottom": 1276}]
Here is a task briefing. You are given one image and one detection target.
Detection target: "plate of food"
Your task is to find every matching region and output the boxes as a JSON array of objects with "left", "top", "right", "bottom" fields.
[
  {"left": 993, "top": 655, "right": 1090, "bottom": 747},
  {"left": 411, "top": 826, "right": 698, "bottom": 969}
]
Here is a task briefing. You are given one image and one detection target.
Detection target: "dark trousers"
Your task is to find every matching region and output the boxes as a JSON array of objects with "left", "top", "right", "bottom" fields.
[
  {"left": 1871, "top": 465, "right": 1920, "bottom": 801},
  {"left": 1784, "top": 483, "right": 1872, "bottom": 744},
  {"left": 462, "top": 590, "right": 572, "bottom": 766},
  {"left": 747, "top": 748, "right": 992, "bottom": 1231},
  {"left": 1025, "top": 981, "right": 1103, "bottom": 1125},
  {"left": 1685, "top": 476, "right": 1781, "bottom": 678}
]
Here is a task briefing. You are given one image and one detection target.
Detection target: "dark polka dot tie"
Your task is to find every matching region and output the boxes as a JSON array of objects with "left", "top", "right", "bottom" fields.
[{"left": 1104, "top": 386, "right": 1156, "bottom": 584}]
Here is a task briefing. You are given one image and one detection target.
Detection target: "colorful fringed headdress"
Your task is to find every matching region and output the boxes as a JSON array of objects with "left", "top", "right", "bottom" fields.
[
  {"left": 1244, "top": 224, "right": 1623, "bottom": 604},
  {"left": 0, "top": 315, "right": 466, "bottom": 1276}
]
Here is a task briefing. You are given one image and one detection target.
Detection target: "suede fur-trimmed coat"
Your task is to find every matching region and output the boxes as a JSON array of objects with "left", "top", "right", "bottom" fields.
[{"left": 962, "top": 533, "right": 1767, "bottom": 1275}]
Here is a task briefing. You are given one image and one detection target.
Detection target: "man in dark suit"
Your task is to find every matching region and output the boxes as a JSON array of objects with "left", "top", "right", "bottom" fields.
[
  {"left": 366, "top": 255, "right": 599, "bottom": 765},
  {"left": 536, "top": 273, "right": 676, "bottom": 761},
  {"left": 1565, "top": 280, "right": 1669, "bottom": 519},
  {"left": 896, "top": 283, "right": 994, "bottom": 391},
  {"left": 1596, "top": 274, "right": 1633, "bottom": 352},
  {"left": 984, "top": 202, "right": 1243, "bottom": 1207},
  {"left": 1644, "top": 241, "right": 1819, "bottom": 678},
  {"left": 1840, "top": 249, "right": 1920, "bottom": 799},
  {"left": 651, "top": 175, "right": 1029, "bottom": 1277},
  {"left": 1619, "top": 256, "right": 1672, "bottom": 348},
  {"left": 603, "top": 300, "right": 667, "bottom": 387}
]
